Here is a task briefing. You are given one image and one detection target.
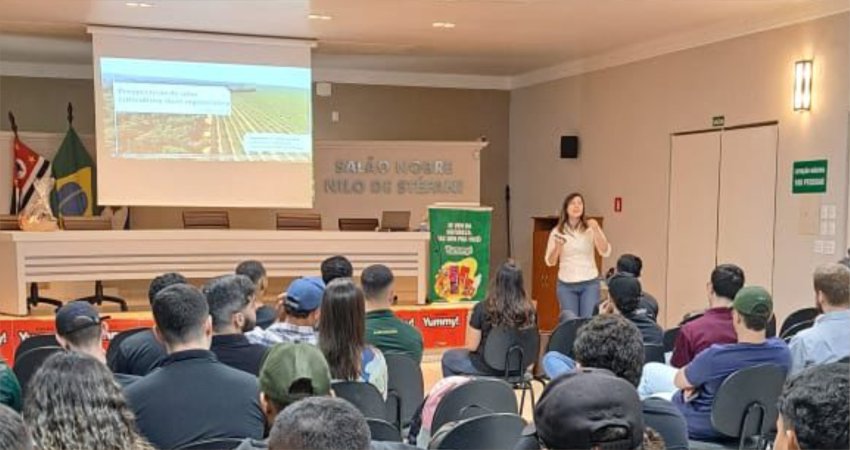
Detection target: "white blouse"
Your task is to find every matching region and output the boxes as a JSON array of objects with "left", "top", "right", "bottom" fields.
[{"left": 545, "top": 225, "right": 612, "bottom": 283}]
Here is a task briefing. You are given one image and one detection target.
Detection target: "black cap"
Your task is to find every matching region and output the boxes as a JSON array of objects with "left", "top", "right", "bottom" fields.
[
  {"left": 607, "top": 273, "right": 642, "bottom": 301},
  {"left": 55, "top": 301, "right": 109, "bottom": 336},
  {"left": 535, "top": 368, "right": 644, "bottom": 450}
]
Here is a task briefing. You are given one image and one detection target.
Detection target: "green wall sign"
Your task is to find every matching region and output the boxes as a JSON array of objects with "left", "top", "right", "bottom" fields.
[{"left": 792, "top": 159, "right": 828, "bottom": 194}]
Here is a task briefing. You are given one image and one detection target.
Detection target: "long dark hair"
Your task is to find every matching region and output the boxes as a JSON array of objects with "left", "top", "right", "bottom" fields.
[
  {"left": 556, "top": 192, "right": 588, "bottom": 234},
  {"left": 485, "top": 261, "right": 536, "bottom": 329},
  {"left": 24, "top": 352, "right": 153, "bottom": 450},
  {"left": 318, "top": 278, "right": 366, "bottom": 381}
]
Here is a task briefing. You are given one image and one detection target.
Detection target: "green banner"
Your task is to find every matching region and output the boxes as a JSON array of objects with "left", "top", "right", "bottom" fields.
[
  {"left": 429, "top": 206, "right": 492, "bottom": 302},
  {"left": 793, "top": 159, "right": 828, "bottom": 194}
]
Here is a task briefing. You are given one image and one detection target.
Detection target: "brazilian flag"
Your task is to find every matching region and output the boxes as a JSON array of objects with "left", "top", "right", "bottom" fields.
[{"left": 51, "top": 127, "right": 96, "bottom": 218}]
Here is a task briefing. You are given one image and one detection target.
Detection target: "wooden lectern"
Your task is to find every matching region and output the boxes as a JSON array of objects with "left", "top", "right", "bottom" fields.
[{"left": 531, "top": 216, "right": 604, "bottom": 332}]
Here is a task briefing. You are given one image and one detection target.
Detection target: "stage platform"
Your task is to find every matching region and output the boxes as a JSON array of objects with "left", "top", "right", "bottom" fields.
[{"left": 0, "top": 302, "right": 473, "bottom": 364}]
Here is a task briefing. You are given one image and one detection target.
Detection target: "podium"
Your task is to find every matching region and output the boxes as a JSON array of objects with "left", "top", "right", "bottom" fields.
[{"left": 531, "top": 216, "right": 604, "bottom": 332}]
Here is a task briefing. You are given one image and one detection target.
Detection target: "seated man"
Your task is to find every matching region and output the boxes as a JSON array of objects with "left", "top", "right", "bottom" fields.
[
  {"left": 616, "top": 254, "right": 659, "bottom": 321},
  {"left": 125, "top": 284, "right": 264, "bottom": 449},
  {"left": 602, "top": 273, "right": 663, "bottom": 346},
  {"left": 0, "top": 404, "right": 31, "bottom": 450},
  {"left": 247, "top": 277, "right": 324, "bottom": 346},
  {"left": 534, "top": 369, "right": 647, "bottom": 450},
  {"left": 537, "top": 315, "right": 688, "bottom": 450},
  {"left": 362, "top": 264, "right": 424, "bottom": 363},
  {"left": 236, "top": 343, "right": 333, "bottom": 450},
  {"left": 670, "top": 264, "right": 743, "bottom": 368},
  {"left": 321, "top": 255, "right": 353, "bottom": 284},
  {"left": 236, "top": 260, "right": 269, "bottom": 300},
  {"left": 55, "top": 301, "right": 139, "bottom": 387},
  {"left": 638, "top": 286, "right": 792, "bottom": 441},
  {"left": 774, "top": 363, "right": 849, "bottom": 450},
  {"left": 268, "top": 397, "right": 371, "bottom": 450},
  {"left": 789, "top": 263, "right": 850, "bottom": 375},
  {"left": 108, "top": 272, "right": 186, "bottom": 375},
  {"left": 204, "top": 274, "right": 268, "bottom": 376}
]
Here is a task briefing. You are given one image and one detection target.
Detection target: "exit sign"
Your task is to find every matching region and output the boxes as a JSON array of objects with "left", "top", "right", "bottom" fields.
[
  {"left": 712, "top": 116, "right": 725, "bottom": 127},
  {"left": 793, "top": 159, "right": 828, "bottom": 194}
]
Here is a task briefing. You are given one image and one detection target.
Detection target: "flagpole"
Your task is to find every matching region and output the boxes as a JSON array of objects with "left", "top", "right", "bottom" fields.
[{"left": 8, "top": 111, "right": 19, "bottom": 214}]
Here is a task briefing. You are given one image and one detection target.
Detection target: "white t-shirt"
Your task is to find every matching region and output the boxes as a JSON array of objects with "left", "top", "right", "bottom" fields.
[{"left": 545, "top": 225, "right": 611, "bottom": 283}]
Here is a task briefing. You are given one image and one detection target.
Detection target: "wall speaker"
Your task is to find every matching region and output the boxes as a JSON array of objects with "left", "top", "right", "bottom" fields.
[{"left": 560, "top": 136, "right": 579, "bottom": 159}]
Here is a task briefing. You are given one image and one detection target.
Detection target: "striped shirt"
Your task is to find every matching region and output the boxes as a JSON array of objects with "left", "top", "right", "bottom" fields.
[{"left": 245, "top": 322, "right": 319, "bottom": 347}]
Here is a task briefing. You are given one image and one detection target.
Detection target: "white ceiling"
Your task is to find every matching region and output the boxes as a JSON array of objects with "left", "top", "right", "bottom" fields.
[{"left": 0, "top": 0, "right": 847, "bottom": 83}]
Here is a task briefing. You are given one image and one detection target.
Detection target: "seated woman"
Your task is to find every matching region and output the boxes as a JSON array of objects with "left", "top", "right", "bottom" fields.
[
  {"left": 319, "top": 278, "right": 388, "bottom": 396},
  {"left": 441, "top": 261, "right": 537, "bottom": 376}
]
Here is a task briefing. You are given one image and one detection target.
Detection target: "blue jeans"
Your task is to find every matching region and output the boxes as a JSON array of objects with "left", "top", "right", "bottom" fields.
[
  {"left": 542, "top": 351, "right": 577, "bottom": 379},
  {"left": 557, "top": 279, "right": 600, "bottom": 318},
  {"left": 441, "top": 349, "right": 488, "bottom": 377},
  {"left": 637, "top": 362, "right": 678, "bottom": 401}
]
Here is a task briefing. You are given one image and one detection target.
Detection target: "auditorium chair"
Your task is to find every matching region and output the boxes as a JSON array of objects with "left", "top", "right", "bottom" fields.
[
  {"left": 689, "top": 364, "right": 786, "bottom": 450},
  {"left": 182, "top": 210, "right": 230, "bottom": 229},
  {"left": 14, "top": 334, "right": 59, "bottom": 363},
  {"left": 483, "top": 326, "right": 541, "bottom": 415},
  {"left": 0, "top": 215, "right": 63, "bottom": 311},
  {"left": 430, "top": 378, "right": 518, "bottom": 437},
  {"left": 62, "top": 216, "right": 129, "bottom": 311},
  {"left": 175, "top": 437, "right": 245, "bottom": 450},
  {"left": 644, "top": 344, "right": 665, "bottom": 364},
  {"left": 779, "top": 307, "right": 819, "bottom": 338},
  {"left": 544, "top": 317, "right": 591, "bottom": 360},
  {"left": 276, "top": 212, "right": 322, "bottom": 230},
  {"left": 367, "top": 418, "right": 403, "bottom": 442},
  {"left": 338, "top": 217, "right": 379, "bottom": 231},
  {"left": 429, "top": 413, "right": 525, "bottom": 450},
  {"left": 14, "top": 346, "right": 63, "bottom": 395},
  {"left": 385, "top": 354, "right": 424, "bottom": 430},
  {"left": 331, "top": 381, "right": 389, "bottom": 421},
  {"left": 663, "top": 326, "right": 680, "bottom": 353}
]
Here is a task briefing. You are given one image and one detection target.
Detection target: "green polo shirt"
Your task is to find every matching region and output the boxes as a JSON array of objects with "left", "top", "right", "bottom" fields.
[
  {"left": 365, "top": 309, "right": 424, "bottom": 364},
  {"left": 0, "top": 356, "right": 21, "bottom": 412}
]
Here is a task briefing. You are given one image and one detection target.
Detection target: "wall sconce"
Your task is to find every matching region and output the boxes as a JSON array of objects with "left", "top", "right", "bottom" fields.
[{"left": 794, "top": 60, "right": 813, "bottom": 111}]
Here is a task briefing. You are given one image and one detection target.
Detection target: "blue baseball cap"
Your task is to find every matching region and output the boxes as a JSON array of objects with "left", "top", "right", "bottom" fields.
[
  {"left": 284, "top": 277, "right": 325, "bottom": 312},
  {"left": 55, "top": 301, "right": 109, "bottom": 336}
]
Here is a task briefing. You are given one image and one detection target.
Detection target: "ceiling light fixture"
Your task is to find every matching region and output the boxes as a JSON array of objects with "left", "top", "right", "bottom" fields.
[
  {"left": 793, "top": 59, "right": 813, "bottom": 111},
  {"left": 432, "top": 22, "right": 456, "bottom": 29},
  {"left": 309, "top": 14, "right": 333, "bottom": 21},
  {"left": 125, "top": 1, "right": 154, "bottom": 7}
]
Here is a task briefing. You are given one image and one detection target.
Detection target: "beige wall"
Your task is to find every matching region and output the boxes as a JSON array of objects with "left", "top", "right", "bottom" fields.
[
  {"left": 510, "top": 13, "right": 850, "bottom": 326},
  {"left": 0, "top": 79, "right": 511, "bottom": 268}
]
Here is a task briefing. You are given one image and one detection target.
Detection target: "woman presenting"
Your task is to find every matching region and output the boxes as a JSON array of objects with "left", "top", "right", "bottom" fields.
[{"left": 545, "top": 192, "right": 611, "bottom": 317}]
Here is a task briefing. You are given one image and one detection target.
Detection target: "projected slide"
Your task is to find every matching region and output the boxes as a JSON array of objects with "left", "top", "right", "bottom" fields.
[{"left": 100, "top": 57, "right": 311, "bottom": 161}]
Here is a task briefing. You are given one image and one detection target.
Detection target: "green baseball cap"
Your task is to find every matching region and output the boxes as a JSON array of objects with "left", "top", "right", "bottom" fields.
[
  {"left": 260, "top": 343, "right": 331, "bottom": 406},
  {"left": 733, "top": 286, "right": 773, "bottom": 317}
]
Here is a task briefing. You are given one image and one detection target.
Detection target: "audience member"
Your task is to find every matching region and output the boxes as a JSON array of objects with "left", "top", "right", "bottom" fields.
[
  {"left": 125, "top": 284, "right": 264, "bottom": 449},
  {"left": 0, "top": 404, "right": 30, "bottom": 450},
  {"left": 638, "top": 286, "right": 791, "bottom": 440},
  {"left": 0, "top": 356, "right": 20, "bottom": 412},
  {"left": 538, "top": 315, "right": 687, "bottom": 450},
  {"left": 362, "top": 264, "right": 424, "bottom": 363},
  {"left": 55, "top": 301, "right": 139, "bottom": 387},
  {"left": 268, "top": 397, "right": 371, "bottom": 450},
  {"left": 109, "top": 272, "right": 186, "bottom": 375},
  {"left": 616, "top": 254, "right": 659, "bottom": 321},
  {"left": 601, "top": 273, "right": 662, "bottom": 345},
  {"left": 23, "top": 352, "right": 153, "bottom": 450},
  {"left": 789, "top": 263, "right": 850, "bottom": 375},
  {"left": 321, "top": 255, "right": 353, "bottom": 284},
  {"left": 248, "top": 277, "right": 324, "bottom": 346},
  {"left": 670, "top": 264, "right": 743, "bottom": 368},
  {"left": 204, "top": 274, "right": 268, "bottom": 375},
  {"left": 236, "top": 343, "right": 333, "bottom": 450},
  {"left": 236, "top": 260, "right": 269, "bottom": 300},
  {"left": 441, "top": 261, "right": 536, "bottom": 376},
  {"left": 319, "top": 278, "right": 388, "bottom": 396},
  {"left": 535, "top": 368, "right": 646, "bottom": 450},
  {"left": 774, "top": 362, "right": 849, "bottom": 450}
]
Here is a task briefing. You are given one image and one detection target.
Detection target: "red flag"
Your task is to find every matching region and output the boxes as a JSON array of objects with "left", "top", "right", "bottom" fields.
[{"left": 12, "top": 137, "right": 51, "bottom": 214}]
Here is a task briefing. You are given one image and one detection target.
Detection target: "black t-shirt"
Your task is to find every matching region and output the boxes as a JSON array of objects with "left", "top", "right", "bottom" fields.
[
  {"left": 469, "top": 302, "right": 500, "bottom": 374},
  {"left": 108, "top": 329, "right": 166, "bottom": 376},
  {"left": 125, "top": 349, "right": 264, "bottom": 450},
  {"left": 210, "top": 334, "right": 269, "bottom": 376},
  {"left": 626, "top": 311, "right": 664, "bottom": 347},
  {"left": 638, "top": 292, "right": 659, "bottom": 322}
]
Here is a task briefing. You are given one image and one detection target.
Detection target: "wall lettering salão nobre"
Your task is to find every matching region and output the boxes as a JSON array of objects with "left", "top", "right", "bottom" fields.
[{"left": 325, "top": 157, "right": 465, "bottom": 195}]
